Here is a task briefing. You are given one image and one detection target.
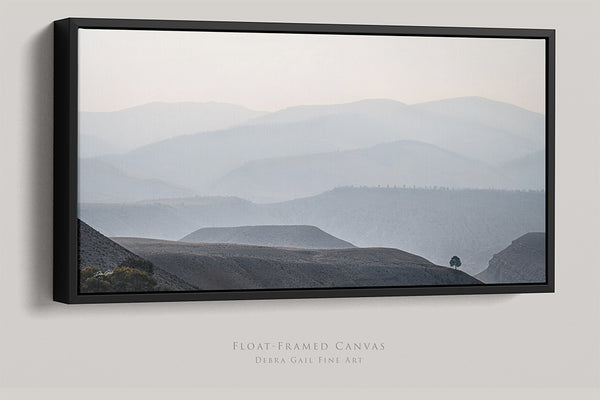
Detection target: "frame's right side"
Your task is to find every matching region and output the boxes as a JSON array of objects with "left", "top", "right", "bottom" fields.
[{"left": 545, "top": 29, "right": 556, "bottom": 293}]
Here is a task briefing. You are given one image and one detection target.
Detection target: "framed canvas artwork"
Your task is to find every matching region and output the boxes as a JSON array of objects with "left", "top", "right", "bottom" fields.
[{"left": 54, "top": 18, "right": 555, "bottom": 303}]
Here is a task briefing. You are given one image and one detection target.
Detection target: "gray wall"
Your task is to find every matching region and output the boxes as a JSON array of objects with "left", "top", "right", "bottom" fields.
[{"left": 0, "top": 0, "right": 598, "bottom": 398}]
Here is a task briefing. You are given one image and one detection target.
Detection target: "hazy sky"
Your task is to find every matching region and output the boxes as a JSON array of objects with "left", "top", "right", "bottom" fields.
[{"left": 79, "top": 28, "right": 545, "bottom": 113}]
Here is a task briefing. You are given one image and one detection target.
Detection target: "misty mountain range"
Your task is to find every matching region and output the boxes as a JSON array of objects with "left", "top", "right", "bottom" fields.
[
  {"left": 212, "top": 140, "right": 519, "bottom": 203},
  {"left": 77, "top": 96, "right": 546, "bottom": 281},
  {"left": 79, "top": 101, "right": 266, "bottom": 156},
  {"left": 78, "top": 96, "right": 545, "bottom": 203},
  {"left": 79, "top": 158, "right": 195, "bottom": 203},
  {"left": 80, "top": 187, "right": 545, "bottom": 275}
]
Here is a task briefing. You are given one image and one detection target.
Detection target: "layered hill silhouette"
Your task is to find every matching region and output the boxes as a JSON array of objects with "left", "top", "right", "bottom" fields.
[
  {"left": 79, "top": 134, "right": 121, "bottom": 158},
  {"left": 212, "top": 140, "right": 518, "bottom": 202},
  {"left": 476, "top": 232, "right": 546, "bottom": 283},
  {"left": 98, "top": 112, "right": 397, "bottom": 193},
  {"left": 79, "top": 158, "right": 194, "bottom": 203},
  {"left": 180, "top": 225, "right": 356, "bottom": 249},
  {"left": 501, "top": 150, "right": 545, "bottom": 191},
  {"left": 247, "top": 97, "right": 544, "bottom": 149},
  {"left": 78, "top": 219, "right": 196, "bottom": 291},
  {"left": 80, "top": 101, "right": 266, "bottom": 153},
  {"left": 114, "top": 238, "right": 482, "bottom": 290},
  {"left": 411, "top": 96, "right": 544, "bottom": 145},
  {"left": 80, "top": 187, "right": 545, "bottom": 275},
  {"left": 84, "top": 97, "right": 545, "bottom": 202}
]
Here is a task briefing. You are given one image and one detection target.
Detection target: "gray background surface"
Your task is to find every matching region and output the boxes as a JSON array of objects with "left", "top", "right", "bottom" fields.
[{"left": 0, "top": 0, "right": 598, "bottom": 398}]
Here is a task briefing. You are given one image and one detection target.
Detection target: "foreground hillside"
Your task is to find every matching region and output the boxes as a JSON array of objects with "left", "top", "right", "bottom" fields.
[
  {"left": 114, "top": 238, "right": 482, "bottom": 290},
  {"left": 78, "top": 219, "right": 196, "bottom": 291},
  {"left": 180, "top": 225, "right": 356, "bottom": 249},
  {"left": 81, "top": 187, "right": 545, "bottom": 275},
  {"left": 476, "top": 232, "right": 546, "bottom": 284}
]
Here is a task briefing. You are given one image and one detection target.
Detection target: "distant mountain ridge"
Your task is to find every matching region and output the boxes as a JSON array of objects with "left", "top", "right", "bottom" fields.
[
  {"left": 501, "top": 150, "right": 545, "bottom": 191},
  {"left": 412, "top": 96, "right": 544, "bottom": 145},
  {"left": 180, "top": 225, "right": 356, "bottom": 249},
  {"left": 97, "top": 111, "right": 398, "bottom": 192},
  {"left": 79, "top": 158, "right": 195, "bottom": 203},
  {"left": 244, "top": 98, "right": 409, "bottom": 126},
  {"left": 212, "top": 139, "right": 521, "bottom": 202},
  {"left": 84, "top": 97, "right": 545, "bottom": 202},
  {"left": 80, "top": 101, "right": 266, "bottom": 152}
]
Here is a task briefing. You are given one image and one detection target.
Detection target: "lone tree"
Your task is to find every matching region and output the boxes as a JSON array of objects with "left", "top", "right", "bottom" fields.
[{"left": 449, "top": 256, "right": 462, "bottom": 270}]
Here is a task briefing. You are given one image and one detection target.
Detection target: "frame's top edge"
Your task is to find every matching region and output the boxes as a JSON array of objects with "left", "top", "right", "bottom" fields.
[{"left": 57, "top": 17, "right": 555, "bottom": 38}]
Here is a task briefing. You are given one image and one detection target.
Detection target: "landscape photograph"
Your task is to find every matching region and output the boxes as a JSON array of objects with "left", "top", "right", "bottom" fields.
[{"left": 76, "top": 28, "right": 547, "bottom": 294}]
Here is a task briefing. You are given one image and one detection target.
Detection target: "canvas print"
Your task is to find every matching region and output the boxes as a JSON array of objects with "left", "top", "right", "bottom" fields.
[{"left": 76, "top": 28, "right": 547, "bottom": 294}]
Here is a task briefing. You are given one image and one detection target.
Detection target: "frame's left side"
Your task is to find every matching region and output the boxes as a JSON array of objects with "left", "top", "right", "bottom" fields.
[{"left": 53, "top": 18, "right": 79, "bottom": 303}]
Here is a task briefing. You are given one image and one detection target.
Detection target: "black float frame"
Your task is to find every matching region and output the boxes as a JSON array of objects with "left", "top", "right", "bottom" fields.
[{"left": 54, "top": 18, "right": 555, "bottom": 304}]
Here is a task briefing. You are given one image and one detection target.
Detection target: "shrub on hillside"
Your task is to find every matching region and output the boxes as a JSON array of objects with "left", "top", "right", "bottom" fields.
[
  {"left": 79, "top": 265, "right": 158, "bottom": 293},
  {"left": 80, "top": 266, "right": 112, "bottom": 293},
  {"left": 108, "top": 266, "right": 158, "bottom": 292},
  {"left": 118, "top": 256, "right": 155, "bottom": 274}
]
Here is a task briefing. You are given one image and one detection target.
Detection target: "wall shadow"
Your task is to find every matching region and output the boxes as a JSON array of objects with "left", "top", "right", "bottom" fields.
[{"left": 25, "top": 23, "right": 54, "bottom": 311}]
